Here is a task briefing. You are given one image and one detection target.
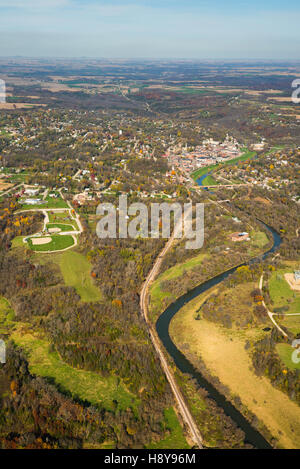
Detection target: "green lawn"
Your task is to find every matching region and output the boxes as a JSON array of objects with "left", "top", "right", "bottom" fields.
[
  {"left": 146, "top": 407, "right": 190, "bottom": 449},
  {"left": 11, "top": 329, "right": 139, "bottom": 412},
  {"left": 21, "top": 196, "right": 68, "bottom": 210},
  {"left": 26, "top": 234, "right": 75, "bottom": 252},
  {"left": 48, "top": 211, "right": 79, "bottom": 229},
  {"left": 223, "top": 150, "right": 256, "bottom": 166},
  {"left": 250, "top": 230, "right": 269, "bottom": 248},
  {"left": 191, "top": 164, "right": 217, "bottom": 181},
  {"left": 47, "top": 223, "right": 77, "bottom": 232},
  {"left": 269, "top": 266, "right": 300, "bottom": 314},
  {"left": 48, "top": 210, "right": 71, "bottom": 222},
  {"left": 57, "top": 250, "right": 102, "bottom": 302},
  {"left": 276, "top": 343, "right": 300, "bottom": 371}
]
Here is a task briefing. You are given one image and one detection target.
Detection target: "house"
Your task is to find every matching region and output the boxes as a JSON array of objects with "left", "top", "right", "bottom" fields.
[{"left": 231, "top": 232, "right": 250, "bottom": 242}]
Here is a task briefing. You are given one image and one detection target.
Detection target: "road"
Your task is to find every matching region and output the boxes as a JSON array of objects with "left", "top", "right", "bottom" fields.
[{"left": 140, "top": 210, "right": 204, "bottom": 449}]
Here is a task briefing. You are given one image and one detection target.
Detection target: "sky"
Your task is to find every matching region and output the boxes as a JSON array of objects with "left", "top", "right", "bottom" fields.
[{"left": 0, "top": 0, "right": 300, "bottom": 59}]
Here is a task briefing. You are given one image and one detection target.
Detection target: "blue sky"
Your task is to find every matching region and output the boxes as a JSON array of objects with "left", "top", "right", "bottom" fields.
[{"left": 0, "top": 0, "right": 299, "bottom": 58}]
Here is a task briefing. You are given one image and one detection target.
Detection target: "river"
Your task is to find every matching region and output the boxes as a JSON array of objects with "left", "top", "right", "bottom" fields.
[{"left": 155, "top": 173, "right": 281, "bottom": 449}]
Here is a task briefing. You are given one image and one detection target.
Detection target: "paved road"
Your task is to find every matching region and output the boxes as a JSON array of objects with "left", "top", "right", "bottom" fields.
[{"left": 140, "top": 210, "right": 204, "bottom": 449}]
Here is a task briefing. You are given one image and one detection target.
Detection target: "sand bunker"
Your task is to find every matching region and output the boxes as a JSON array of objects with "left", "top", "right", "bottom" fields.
[
  {"left": 284, "top": 273, "right": 300, "bottom": 292},
  {"left": 48, "top": 227, "right": 61, "bottom": 233},
  {"left": 31, "top": 237, "right": 52, "bottom": 245}
]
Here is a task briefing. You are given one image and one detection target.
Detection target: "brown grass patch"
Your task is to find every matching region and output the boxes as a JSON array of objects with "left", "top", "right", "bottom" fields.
[
  {"left": 254, "top": 197, "right": 272, "bottom": 205},
  {"left": 170, "top": 293, "right": 300, "bottom": 449},
  {"left": 0, "top": 181, "right": 13, "bottom": 191}
]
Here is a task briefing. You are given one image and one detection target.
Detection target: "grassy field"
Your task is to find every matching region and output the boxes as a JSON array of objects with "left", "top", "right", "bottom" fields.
[
  {"left": 11, "top": 235, "right": 27, "bottom": 249},
  {"left": 47, "top": 222, "right": 77, "bottom": 232},
  {"left": 276, "top": 343, "right": 300, "bottom": 371},
  {"left": 48, "top": 211, "right": 79, "bottom": 230},
  {"left": 149, "top": 253, "right": 206, "bottom": 318},
  {"left": 21, "top": 196, "right": 68, "bottom": 210},
  {"left": 11, "top": 327, "right": 139, "bottom": 413},
  {"left": 269, "top": 264, "right": 300, "bottom": 314},
  {"left": 278, "top": 315, "right": 300, "bottom": 336},
  {"left": 57, "top": 250, "right": 102, "bottom": 302},
  {"left": 191, "top": 164, "right": 217, "bottom": 181},
  {"left": 146, "top": 408, "right": 190, "bottom": 449},
  {"left": 0, "top": 297, "right": 15, "bottom": 334},
  {"left": 250, "top": 230, "right": 269, "bottom": 248},
  {"left": 170, "top": 291, "right": 300, "bottom": 449},
  {"left": 48, "top": 210, "right": 71, "bottom": 222},
  {"left": 26, "top": 234, "right": 75, "bottom": 252},
  {"left": 13, "top": 242, "right": 101, "bottom": 301},
  {"left": 201, "top": 174, "right": 219, "bottom": 186}
]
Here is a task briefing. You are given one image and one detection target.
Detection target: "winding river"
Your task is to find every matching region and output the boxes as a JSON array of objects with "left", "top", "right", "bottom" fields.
[{"left": 156, "top": 174, "right": 281, "bottom": 449}]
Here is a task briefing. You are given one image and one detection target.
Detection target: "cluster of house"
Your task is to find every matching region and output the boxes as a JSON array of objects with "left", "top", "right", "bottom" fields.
[{"left": 165, "top": 135, "right": 242, "bottom": 174}]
